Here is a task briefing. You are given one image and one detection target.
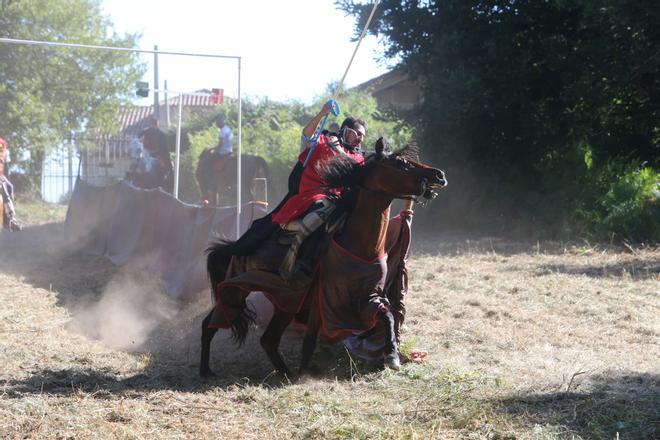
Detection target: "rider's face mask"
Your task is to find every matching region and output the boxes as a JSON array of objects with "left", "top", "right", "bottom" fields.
[{"left": 340, "top": 126, "right": 365, "bottom": 149}]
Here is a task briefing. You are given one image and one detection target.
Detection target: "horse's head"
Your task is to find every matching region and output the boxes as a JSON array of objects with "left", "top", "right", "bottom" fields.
[
  {"left": 319, "top": 138, "right": 447, "bottom": 202},
  {"left": 365, "top": 138, "right": 446, "bottom": 200}
]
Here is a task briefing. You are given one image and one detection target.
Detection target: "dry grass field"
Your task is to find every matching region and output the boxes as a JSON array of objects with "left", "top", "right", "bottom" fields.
[{"left": 0, "top": 207, "right": 658, "bottom": 439}]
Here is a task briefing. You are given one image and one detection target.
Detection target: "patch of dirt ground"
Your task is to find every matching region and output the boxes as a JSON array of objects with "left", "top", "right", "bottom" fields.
[{"left": 0, "top": 223, "right": 658, "bottom": 439}]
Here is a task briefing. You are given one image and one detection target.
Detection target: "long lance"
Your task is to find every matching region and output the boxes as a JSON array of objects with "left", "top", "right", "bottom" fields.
[{"left": 303, "top": 0, "right": 381, "bottom": 167}]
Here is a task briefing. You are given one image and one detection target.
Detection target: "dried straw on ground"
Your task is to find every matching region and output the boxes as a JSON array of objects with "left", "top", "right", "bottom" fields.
[{"left": 1, "top": 216, "right": 658, "bottom": 439}]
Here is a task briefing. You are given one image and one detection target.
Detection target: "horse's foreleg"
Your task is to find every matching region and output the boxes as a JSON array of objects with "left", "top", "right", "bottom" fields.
[
  {"left": 380, "top": 310, "right": 401, "bottom": 370},
  {"left": 200, "top": 310, "right": 219, "bottom": 377},
  {"left": 300, "top": 303, "right": 321, "bottom": 373},
  {"left": 260, "top": 309, "right": 294, "bottom": 377}
]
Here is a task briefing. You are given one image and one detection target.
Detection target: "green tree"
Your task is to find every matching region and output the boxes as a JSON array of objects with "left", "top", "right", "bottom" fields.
[
  {"left": 0, "top": 0, "right": 144, "bottom": 192},
  {"left": 339, "top": 0, "right": 659, "bottom": 239}
]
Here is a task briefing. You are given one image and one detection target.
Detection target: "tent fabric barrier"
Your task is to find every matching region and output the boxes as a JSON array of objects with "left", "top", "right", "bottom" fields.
[{"left": 65, "top": 178, "right": 266, "bottom": 300}]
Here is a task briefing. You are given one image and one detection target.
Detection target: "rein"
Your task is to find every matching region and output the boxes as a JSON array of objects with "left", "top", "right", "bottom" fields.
[{"left": 355, "top": 184, "right": 422, "bottom": 203}]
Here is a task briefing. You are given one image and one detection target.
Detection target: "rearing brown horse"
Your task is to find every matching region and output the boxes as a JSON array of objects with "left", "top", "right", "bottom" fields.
[{"left": 200, "top": 141, "right": 446, "bottom": 377}]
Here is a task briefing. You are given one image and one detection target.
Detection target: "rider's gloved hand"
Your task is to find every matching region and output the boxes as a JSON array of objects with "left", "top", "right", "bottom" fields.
[{"left": 327, "top": 135, "right": 341, "bottom": 151}]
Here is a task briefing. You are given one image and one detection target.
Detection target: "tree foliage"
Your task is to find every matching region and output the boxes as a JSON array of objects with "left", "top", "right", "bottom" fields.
[
  {"left": 0, "top": 0, "right": 144, "bottom": 172},
  {"left": 339, "top": 0, "right": 659, "bottom": 240}
]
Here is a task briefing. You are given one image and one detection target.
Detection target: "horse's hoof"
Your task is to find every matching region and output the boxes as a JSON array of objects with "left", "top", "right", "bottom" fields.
[
  {"left": 384, "top": 353, "right": 401, "bottom": 371},
  {"left": 298, "top": 365, "right": 321, "bottom": 377},
  {"left": 199, "top": 367, "right": 216, "bottom": 378}
]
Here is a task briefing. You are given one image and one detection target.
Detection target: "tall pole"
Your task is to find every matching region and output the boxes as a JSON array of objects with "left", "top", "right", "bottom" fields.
[
  {"left": 153, "top": 44, "right": 160, "bottom": 118},
  {"left": 67, "top": 141, "right": 73, "bottom": 196},
  {"left": 174, "top": 92, "right": 182, "bottom": 198},
  {"left": 236, "top": 57, "right": 242, "bottom": 239},
  {"left": 164, "top": 79, "right": 171, "bottom": 127}
]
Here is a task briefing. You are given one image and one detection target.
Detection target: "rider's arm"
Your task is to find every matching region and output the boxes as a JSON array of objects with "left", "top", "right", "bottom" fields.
[
  {"left": 325, "top": 134, "right": 345, "bottom": 155},
  {"left": 301, "top": 102, "right": 333, "bottom": 143}
]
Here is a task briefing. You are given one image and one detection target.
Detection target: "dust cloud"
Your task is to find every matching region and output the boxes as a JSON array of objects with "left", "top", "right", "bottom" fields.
[{"left": 66, "top": 271, "right": 178, "bottom": 351}]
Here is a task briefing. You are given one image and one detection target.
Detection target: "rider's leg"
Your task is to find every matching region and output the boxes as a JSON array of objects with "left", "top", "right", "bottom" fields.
[{"left": 279, "top": 200, "right": 335, "bottom": 284}]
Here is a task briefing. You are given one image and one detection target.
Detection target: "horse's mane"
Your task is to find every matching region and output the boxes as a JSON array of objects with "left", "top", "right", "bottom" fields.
[
  {"left": 318, "top": 143, "right": 419, "bottom": 189},
  {"left": 392, "top": 143, "right": 420, "bottom": 161}
]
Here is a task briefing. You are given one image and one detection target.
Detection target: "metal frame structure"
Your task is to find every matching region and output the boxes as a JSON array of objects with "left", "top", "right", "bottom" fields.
[{"left": 0, "top": 37, "right": 244, "bottom": 238}]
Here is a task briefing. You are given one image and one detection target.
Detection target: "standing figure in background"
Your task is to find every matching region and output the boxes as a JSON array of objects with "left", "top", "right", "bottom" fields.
[
  {"left": 139, "top": 117, "right": 173, "bottom": 189},
  {"left": 0, "top": 158, "right": 21, "bottom": 231}
]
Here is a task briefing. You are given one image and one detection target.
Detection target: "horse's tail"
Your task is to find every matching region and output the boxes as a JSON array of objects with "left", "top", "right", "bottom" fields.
[
  {"left": 231, "top": 301, "right": 256, "bottom": 347},
  {"left": 253, "top": 155, "right": 271, "bottom": 184},
  {"left": 243, "top": 155, "right": 271, "bottom": 199},
  {"left": 206, "top": 240, "right": 236, "bottom": 302},
  {"left": 206, "top": 238, "right": 258, "bottom": 346},
  {"left": 195, "top": 148, "right": 212, "bottom": 181},
  {"left": 256, "top": 154, "right": 270, "bottom": 175}
]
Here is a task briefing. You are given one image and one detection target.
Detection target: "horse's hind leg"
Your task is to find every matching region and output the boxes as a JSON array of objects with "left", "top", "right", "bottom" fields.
[
  {"left": 380, "top": 310, "right": 401, "bottom": 370},
  {"left": 200, "top": 310, "right": 219, "bottom": 377},
  {"left": 260, "top": 309, "right": 294, "bottom": 377},
  {"left": 300, "top": 303, "right": 321, "bottom": 373}
]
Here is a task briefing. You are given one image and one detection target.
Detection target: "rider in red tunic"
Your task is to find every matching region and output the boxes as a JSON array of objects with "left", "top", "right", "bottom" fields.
[
  {"left": 275, "top": 102, "right": 368, "bottom": 284},
  {"left": 272, "top": 132, "right": 364, "bottom": 225}
]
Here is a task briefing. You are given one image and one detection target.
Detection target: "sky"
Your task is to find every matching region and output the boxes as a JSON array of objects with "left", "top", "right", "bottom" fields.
[{"left": 101, "top": 0, "right": 393, "bottom": 104}]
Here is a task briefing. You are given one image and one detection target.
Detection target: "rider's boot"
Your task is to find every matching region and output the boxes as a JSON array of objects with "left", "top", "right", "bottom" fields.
[{"left": 381, "top": 311, "right": 401, "bottom": 371}]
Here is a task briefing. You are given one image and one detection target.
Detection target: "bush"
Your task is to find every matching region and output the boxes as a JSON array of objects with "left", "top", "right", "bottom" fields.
[{"left": 597, "top": 165, "right": 660, "bottom": 242}]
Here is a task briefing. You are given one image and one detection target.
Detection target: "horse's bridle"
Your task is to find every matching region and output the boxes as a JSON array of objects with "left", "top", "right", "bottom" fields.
[
  {"left": 355, "top": 177, "right": 435, "bottom": 206},
  {"left": 354, "top": 157, "right": 441, "bottom": 205}
]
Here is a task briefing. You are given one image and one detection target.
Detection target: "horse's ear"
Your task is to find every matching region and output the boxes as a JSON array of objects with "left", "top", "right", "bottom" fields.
[{"left": 374, "top": 137, "right": 389, "bottom": 155}]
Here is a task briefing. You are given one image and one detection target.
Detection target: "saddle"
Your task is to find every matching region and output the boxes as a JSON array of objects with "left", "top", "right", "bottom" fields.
[
  {"left": 230, "top": 204, "right": 345, "bottom": 288},
  {"left": 211, "top": 152, "right": 233, "bottom": 172}
]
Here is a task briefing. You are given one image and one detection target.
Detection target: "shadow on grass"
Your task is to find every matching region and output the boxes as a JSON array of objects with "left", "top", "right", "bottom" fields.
[
  {"left": 493, "top": 372, "right": 659, "bottom": 440},
  {"left": 2, "top": 338, "right": 386, "bottom": 398},
  {"left": 535, "top": 261, "right": 659, "bottom": 280}
]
